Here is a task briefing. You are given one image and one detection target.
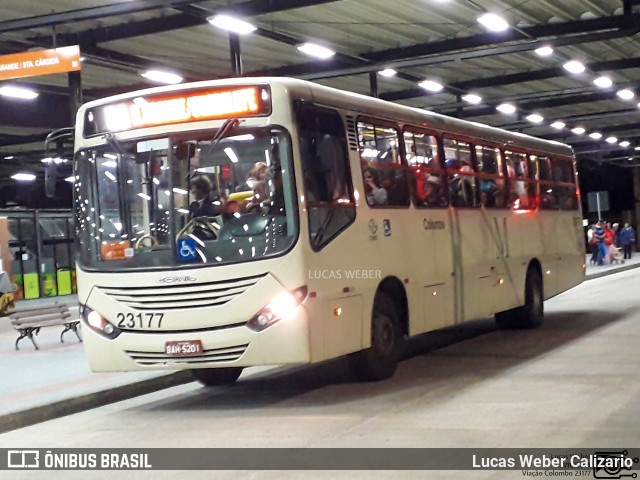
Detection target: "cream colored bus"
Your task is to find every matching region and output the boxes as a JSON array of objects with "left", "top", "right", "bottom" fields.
[{"left": 74, "top": 77, "right": 584, "bottom": 385}]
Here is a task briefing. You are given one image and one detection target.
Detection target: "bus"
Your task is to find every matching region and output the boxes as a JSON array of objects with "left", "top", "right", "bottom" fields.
[{"left": 73, "top": 77, "right": 585, "bottom": 385}]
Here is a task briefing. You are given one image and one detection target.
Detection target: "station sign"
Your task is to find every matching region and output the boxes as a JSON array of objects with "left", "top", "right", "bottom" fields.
[{"left": 0, "top": 45, "right": 81, "bottom": 81}]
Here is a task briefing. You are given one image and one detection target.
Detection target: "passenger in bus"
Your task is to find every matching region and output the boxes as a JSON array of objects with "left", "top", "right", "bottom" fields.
[
  {"left": 380, "top": 168, "right": 409, "bottom": 205},
  {"left": 423, "top": 175, "right": 447, "bottom": 207},
  {"left": 363, "top": 167, "right": 388, "bottom": 205},
  {"left": 447, "top": 160, "right": 475, "bottom": 207},
  {"left": 188, "top": 175, "right": 216, "bottom": 220},
  {"left": 236, "top": 162, "right": 268, "bottom": 193},
  {"left": 244, "top": 180, "right": 267, "bottom": 213}
]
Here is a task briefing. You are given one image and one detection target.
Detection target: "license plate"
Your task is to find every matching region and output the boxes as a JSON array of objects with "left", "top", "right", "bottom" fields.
[{"left": 165, "top": 340, "right": 203, "bottom": 357}]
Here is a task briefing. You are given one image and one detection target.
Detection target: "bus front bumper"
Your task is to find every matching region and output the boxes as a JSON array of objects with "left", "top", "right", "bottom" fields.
[{"left": 81, "top": 309, "right": 311, "bottom": 372}]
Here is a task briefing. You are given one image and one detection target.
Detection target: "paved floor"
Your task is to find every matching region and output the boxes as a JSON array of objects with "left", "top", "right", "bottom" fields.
[
  {"left": 0, "top": 253, "right": 638, "bottom": 431},
  {"left": 1, "top": 260, "right": 640, "bottom": 479}
]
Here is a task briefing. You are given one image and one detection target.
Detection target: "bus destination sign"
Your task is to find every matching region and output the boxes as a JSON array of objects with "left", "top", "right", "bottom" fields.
[{"left": 84, "top": 86, "right": 271, "bottom": 137}]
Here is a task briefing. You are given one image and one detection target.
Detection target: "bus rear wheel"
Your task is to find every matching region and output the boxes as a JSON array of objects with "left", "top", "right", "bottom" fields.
[
  {"left": 495, "top": 266, "right": 543, "bottom": 329},
  {"left": 350, "top": 291, "right": 403, "bottom": 381},
  {"left": 191, "top": 367, "right": 243, "bottom": 386}
]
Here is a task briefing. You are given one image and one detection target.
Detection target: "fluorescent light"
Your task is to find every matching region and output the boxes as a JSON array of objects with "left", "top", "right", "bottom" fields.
[
  {"left": 0, "top": 86, "right": 38, "bottom": 99},
  {"left": 477, "top": 13, "right": 509, "bottom": 32},
  {"left": 462, "top": 94, "right": 482, "bottom": 104},
  {"left": 635, "top": 146, "right": 640, "bottom": 151},
  {"left": 65, "top": 176, "right": 75, "bottom": 183},
  {"left": 419, "top": 80, "right": 444, "bottom": 92},
  {"left": 207, "top": 15, "right": 256, "bottom": 34},
  {"left": 496, "top": 103, "right": 516, "bottom": 114},
  {"left": 551, "top": 121, "right": 565, "bottom": 130},
  {"left": 378, "top": 68, "right": 397, "bottom": 77},
  {"left": 563, "top": 60, "right": 585, "bottom": 74},
  {"left": 593, "top": 76, "right": 613, "bottom": 88},
  {"left": 297, "top": 43, "right": 335, "bottom": 59},
  {"left": 526, "top": 113, "right": 544, "bottom": 123},
  {"left": 619, "top": 141, "right": 631, "bottom": 148},
  {"left": 617, "top": 89, "right": 635, "bottom": 100},
  {"left": 589, "top": 132, "right": 602, "bottom": 139},
  {"left": 12, "top": 173, "right": 36, "bottom": 181},
  {"left": 4, "top": 155, "right": 14, "bottom": 160},
  {"left": 140, "top": 70, "right": 183, "bottom": 84},
  {"left": 571, "top": 127, "right": 585, "bottom": 135},
  {"left": 606, "top": 136, "right": 618, "bottom": 144},
  {"left": 226, "top": 134, "right": 255, "bottom": 141},
  {"left": 535, "top": 46, "right": 553, "bottom": 57},
  {"left": 224, "top": 147, "right": 239, "bottom": 163}
]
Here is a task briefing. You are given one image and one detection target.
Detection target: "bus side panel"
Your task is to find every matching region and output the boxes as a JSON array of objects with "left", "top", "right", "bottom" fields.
[
  {"left": 450, "top": 208, "right": 496, "bottom": 322},
  {"left": 556, "top": 213, "right": 586, "bottom": 294}
]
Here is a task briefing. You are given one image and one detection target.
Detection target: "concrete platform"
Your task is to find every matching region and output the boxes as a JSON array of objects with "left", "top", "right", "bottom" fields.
[{"left": 1, "top": 253, "right": 639, "bottom": 433}]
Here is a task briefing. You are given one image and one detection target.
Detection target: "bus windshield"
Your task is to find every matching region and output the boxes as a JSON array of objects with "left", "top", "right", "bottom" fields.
[{"left": 74, "top": 125, "right": 298, "bottom": 270}]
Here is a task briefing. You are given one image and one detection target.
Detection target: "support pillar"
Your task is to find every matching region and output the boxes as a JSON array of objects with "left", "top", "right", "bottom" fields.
[
  {"left": 369, "top": 72, "right": 378, "bottom": 98},
  {"left": 229, "top": 33, "right": 242, "bottom": 76},
  {"left": 68, "top": 70, "right": 82, "bottom": 123},
  {"left": 634, "top": 168, "right": 640, "bottom": 250}
]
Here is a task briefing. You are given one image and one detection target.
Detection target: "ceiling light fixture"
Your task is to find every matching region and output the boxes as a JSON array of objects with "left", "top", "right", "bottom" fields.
[
  {"left": 11, "top": 173, "right": 36, "bottom": 181},
  {"left": 616, "top": 89, "right": 635, "bottom": 100},
  {"left": 571, "top": 127, "right": 585, "bottom": 135},
  {"left": 378, "top": 68, "right": 397, "bottom": 77},
  {"left": 593, "top": 76, "right": 613, "bottom": 88},
  {"left": 526, "top": 113, "right": 544, "bottom": 123},
  {"left": 477, "top": 13, "right": 509, "bottom": 32},
  {"left": 606, "top": 136, "right": 618, "bottom": 144},
  {"left": 496, "top": 103, "right": 516, "bottom": 114},
  {"left": 550, "top": 121, "right": 565, "bottom": 130},
  {"left": 619, "top": 141, "right": 631, "bottom": 148},
  {"left": 140, "top": 70, "right": 183, "bottom": 84},
  {"left": 297, "top": 43, "right": 335, "bottom": 59},
  {"left": 589, "top": 132, "right": 602, "bottom": 140},
  {"left": 419, "top": 80, "right": 444, "bottom": 92},
  {"left": 207, "top": 14, "right": 257, "bottom": 34},
  {"left": 461, "top": 93, "right": 482, "bottom": 104},
  {"left": 0, "top": 86, "right": 39, "bottom": 99},
  {"left": 535, "top": 46, "right": 553, "bottom": 57},
  {"left": 563, "top": 60, "right": 586, "bottom": 74}
]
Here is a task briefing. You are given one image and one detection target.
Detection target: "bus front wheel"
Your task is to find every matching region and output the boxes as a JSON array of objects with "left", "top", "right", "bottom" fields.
[
  {"left": 191, "top": 367, "right": 243, "bottom": 386},
  {"left": 350, "top": 291, "right": 403, "bottom": 381},
  {"left": 495, "top": 266, "right": 543, "bottom": 329}
]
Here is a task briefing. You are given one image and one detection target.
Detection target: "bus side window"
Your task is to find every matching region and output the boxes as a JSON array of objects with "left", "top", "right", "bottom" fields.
[
  {"left": 357, "top": 120, "right": 409, "bottom": 207},
  {"left": 475, "top": 145, "right": 505, "bottom": 208},
  {"left": 404, "top": 129, "right": 447, "bottom": 208},
  {"left": 295, "top": 102, "right": 356, "bottom": 250},
  {"left": 443, "top": 137, "right": 478, "bottom": 208},
  {"left": 504, "top": 151, "right": 531, "bottom": 210},
  {"left": 531, "top": 155, "right": 557, "bottom": 210},
  {"left": 553, "top": 158, "right": 578, "bottom": 210}
]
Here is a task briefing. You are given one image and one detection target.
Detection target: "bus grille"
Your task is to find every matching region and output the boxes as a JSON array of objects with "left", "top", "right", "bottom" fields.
[
  {"left": 97, "top": 273, "right": 266, "bottom": 311},
  {"left": 124, "top": 343, "right": 248, "bottom": 366}
]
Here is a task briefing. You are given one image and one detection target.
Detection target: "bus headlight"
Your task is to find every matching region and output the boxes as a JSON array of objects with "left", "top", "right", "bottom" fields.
[
  {"left": 247, "top": 286, "right": 307, "bottom": 332},
  {"left": 81, "top": 305, "right": 121, "bottom": 339}
]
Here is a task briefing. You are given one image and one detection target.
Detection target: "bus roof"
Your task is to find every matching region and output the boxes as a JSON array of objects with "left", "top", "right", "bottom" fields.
[{"left": 78, "top": 76, "right": 574, "bottom": 159}]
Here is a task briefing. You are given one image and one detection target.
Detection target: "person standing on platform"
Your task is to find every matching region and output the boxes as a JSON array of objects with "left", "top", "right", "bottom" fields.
[{"left": 619, "top": 223, "right": 636, "bottom": 260}]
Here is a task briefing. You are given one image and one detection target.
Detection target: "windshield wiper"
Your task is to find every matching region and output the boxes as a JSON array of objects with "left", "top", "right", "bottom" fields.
[{"left": 103, "top": 132, "right": 126, "bottom": 155}]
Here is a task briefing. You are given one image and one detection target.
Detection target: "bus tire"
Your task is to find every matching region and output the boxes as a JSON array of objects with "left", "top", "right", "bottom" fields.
[
  {"left": 495, "top": 266, "right": 543, "bottom": 329},
  {"left": 191, "top": 367, "right": 243, "bottom": 386},
  {"left": 349, "top": 291, "right": 403, "bottom": 381}
]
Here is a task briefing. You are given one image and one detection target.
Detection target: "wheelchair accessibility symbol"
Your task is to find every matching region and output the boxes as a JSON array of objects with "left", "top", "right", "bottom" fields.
[{"left": 177, "top": 238, "right": 198, "bottom": 261}]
